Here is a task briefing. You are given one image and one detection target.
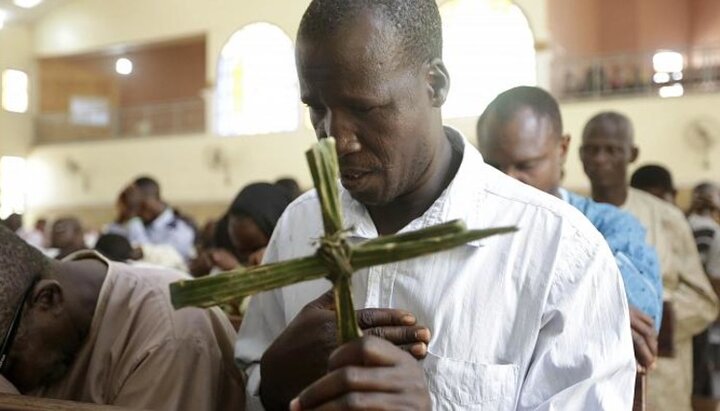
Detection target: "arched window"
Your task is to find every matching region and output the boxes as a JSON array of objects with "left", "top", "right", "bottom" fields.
[
  {"left": 440, "top": 0, "right": 536, "bottom": 119},
  {"left": 216, "top": 22, "right": 300, "bottom": 136}
]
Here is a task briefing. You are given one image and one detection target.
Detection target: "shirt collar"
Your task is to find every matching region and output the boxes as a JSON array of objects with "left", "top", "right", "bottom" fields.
[
  {"left": 150, "top": 207, "right": 174, "bottom": 230},
  {"left": 339, "top": 127, "right": 489, "bottom": 247},
  {"left": 558, "top": 187, "right": 569, "bottom": 202}
]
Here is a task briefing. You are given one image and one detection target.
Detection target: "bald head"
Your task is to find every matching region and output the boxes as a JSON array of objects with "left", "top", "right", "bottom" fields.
[
  {"left": 477, "top": 86, "right": 563, "bottom": 144},
  {"left": 579, "top": 111, "right": 639, "bottom": 195},
  {"left": 477, "top": 87, "right": 569, "bottom": 196},
  {"left": 0, "top": 225, "right": 48, "bottom": 335},
  {"left": 582, "top": 111, "right": 634, "bottom": 145},
  {"left": 298, "top": 0, "right": 442, "bottom": 68}
]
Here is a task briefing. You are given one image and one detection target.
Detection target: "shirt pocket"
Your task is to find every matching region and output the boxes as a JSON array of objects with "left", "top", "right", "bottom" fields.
[{"left": 424, "top": 352, "right": 518, "bottom": 410}]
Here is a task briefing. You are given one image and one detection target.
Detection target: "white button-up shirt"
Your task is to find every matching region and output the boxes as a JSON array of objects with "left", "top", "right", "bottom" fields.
[
  {"left": 236, "top": 129, "right": 635, "bottom": 410},
  {"left": 145, "top": 207, "right": 196, "bottom": 260}
]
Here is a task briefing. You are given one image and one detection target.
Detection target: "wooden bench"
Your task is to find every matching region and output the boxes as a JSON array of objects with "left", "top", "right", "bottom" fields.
[{"left": 0, "top": 394, "right": 138, "bottom": 411}]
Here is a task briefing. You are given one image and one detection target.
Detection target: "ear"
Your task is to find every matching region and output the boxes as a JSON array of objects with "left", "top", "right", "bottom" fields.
[
  {"left": 559, "top": 134, "right": 571, "bottom": 163},
  {"left": 29, "top": 280, "right": 64, "bottom": 314},
  {"left": 629, "top": 145, "right": 639, "bottom": 163},
  {"left": 426, "top": 58, "right": 450, "bottom": 107}
]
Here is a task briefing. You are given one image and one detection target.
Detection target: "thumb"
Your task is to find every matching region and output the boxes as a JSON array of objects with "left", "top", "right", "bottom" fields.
[{"left": 306, "top": 289, "right": 336, "bottom": 310}]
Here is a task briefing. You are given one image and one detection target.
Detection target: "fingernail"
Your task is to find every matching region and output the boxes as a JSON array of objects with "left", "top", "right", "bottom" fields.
[
  {"left": 411, "top": 343, "right": 427, "bottom": 357},
  {"left": 290, "top": 398, "right": 301, "bottom": 411},
  {"left": 416, "top": 328, "right": 431, "bottom": 341},
  {"left": 401, "top": 314, "right": 416, "bottom": 325}
]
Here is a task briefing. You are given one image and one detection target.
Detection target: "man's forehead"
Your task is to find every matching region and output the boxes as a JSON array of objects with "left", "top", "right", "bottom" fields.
[
  {"left": 297, "top": 10, "right": 401, "bottom": 78},
  {"left": 582, "top": 132, "right": 629, "bottom": 146},
  {"left": 485, "top": 108, "right": 554, "bottom": 143}
]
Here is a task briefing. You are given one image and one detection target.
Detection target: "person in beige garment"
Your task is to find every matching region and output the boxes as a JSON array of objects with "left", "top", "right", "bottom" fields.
[
  {"left": 580, "top": 111, "right": 720, "bottom": 411},
  {"left": 0, "top": 225, "right": 243, "bottom": 410}
]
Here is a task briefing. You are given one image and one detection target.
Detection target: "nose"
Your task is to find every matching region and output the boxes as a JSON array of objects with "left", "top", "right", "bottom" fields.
[
  {"left": 320, "top": 110, "right": 361, "bottom": 158},
  {"left": 589, "top": 148, "right": 612, "bottom": 166}
]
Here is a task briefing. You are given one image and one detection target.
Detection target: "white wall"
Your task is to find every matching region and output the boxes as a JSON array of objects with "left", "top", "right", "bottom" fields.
[
  {"left": 27, "top": 131, "right": 316, "bottom": 209},
  {"left": 0, "top": 24, "right": 34, "bottom": 156}
]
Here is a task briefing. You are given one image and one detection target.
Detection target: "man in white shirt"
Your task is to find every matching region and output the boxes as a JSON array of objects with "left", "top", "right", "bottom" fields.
[
  {"left": 109, "top": 177, "right": 196, "bottom": 261},
  {"left": 235, "top": 1, "right": 636, "bottom": 410}
]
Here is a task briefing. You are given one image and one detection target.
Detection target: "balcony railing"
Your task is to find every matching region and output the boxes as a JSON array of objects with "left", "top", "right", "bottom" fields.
[
  {"left": 35, "top": 98, "right": 205, "bottom": 144},
  {"left": 552, "top": 46, "right": 720, "bottom": 100}
]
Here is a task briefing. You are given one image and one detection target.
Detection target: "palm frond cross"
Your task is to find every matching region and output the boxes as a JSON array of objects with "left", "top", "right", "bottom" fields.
[{"left": 170, "top": 138, "right": 516, "bottom": 343}]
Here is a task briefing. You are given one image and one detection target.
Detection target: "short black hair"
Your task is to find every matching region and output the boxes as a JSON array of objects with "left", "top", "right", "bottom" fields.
[
  {"left": 477, "top": 86, "right": 563, "bottom": 143},
  {"left": 582, "top": 111, "right": 635, "bottom": 144},
  {"left": 95, "top": 234, "right": 133, "bottom": 262},
  {"left": 133, "top": 176, "right": 160, "bottom": 199},
  {"left": 0, "top": 225, "right": 48, "bottom": 334},
  {"left": 298, "top": 0, "right": 442, "bottom": 67},
  {"left": 275, "top": 177, "right": 301, "bottom": 200},
  {"left": 630, "top": 164, "right": 675, "bottom": 193}
]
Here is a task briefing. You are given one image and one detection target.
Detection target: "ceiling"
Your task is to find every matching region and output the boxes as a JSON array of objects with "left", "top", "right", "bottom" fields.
[{"left": 0, "top": 0, "right": 70, "bottom": 26}]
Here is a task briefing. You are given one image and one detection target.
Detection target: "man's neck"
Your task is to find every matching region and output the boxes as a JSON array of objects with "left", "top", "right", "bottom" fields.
[
  {"left": 591, "top": 184, "right": 628, "bottom": 207},
  {"left": 367, "top": 130, "right": 461, "bottom": 235},
  {"left": 146, "top": 203, "right": 168, "bottom": 225},
  {"left": 549, "top": 186, "right": 562, "bottom": 199},
  {"left": 54, "top": 259, "right": 108, "bottom": 339}
]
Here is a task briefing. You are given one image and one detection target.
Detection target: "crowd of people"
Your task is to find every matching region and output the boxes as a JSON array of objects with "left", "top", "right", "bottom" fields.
[{"left": 1, "top": 0, "right": 720, "bottom": 410}]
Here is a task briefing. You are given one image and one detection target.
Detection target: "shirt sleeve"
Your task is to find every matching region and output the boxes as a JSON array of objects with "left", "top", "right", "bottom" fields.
[
  {"left": 518, "top": 225, "right": 636, "bottom": 410},
  {"left": 111, "top": 338, "right": 239, "bottom": 411},
  {"left": 668, "top": 212, "right": 720, "bottom": 341},
  {"left": 235, "top": 216, "right": 288, "bottom": 411}
]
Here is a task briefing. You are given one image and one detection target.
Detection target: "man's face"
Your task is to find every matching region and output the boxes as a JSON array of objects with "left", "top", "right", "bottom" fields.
[
  {"left": 297, "top": 11, "right": 439, "bottom": 206},
  {"left": 227, "top": 215, "right": 269, "bottom": 263},
  {"left": 4, "top": 284, "right": 79, "bottom": 392},
  {"left": 50, "top": 220, "right": 82, "bottom": 250},
  {"left": 478, "top": 108, "right": 567, "bottom": 195},
  {"left": 579, "top": 131, "right": 636, "bottom": 189},
  {"left": 117, "top": 186, "right": 141, "bottom": 221}
]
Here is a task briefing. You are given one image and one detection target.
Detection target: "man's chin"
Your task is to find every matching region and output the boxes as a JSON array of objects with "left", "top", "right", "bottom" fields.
[{"left": 345, "top": 187, "right": 390, "bottom": 208}]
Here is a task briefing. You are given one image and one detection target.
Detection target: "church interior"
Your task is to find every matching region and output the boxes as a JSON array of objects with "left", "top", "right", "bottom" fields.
[{"left": 1, "top": 0, "right": 720, "bottom": 410}]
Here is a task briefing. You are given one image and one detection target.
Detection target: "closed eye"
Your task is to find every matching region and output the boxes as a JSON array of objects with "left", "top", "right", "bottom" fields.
[{"left": 352, "top": 105, "right": 377, "bottom": 113}]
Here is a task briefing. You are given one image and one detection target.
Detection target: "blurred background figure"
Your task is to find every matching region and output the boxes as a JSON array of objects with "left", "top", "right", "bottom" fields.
[
  {"left": 95, "top": 233, "right": 138, "bottom": 262},
  {"left": 50, "top": 217, "right": 87, "bottom": 260},
  {"left": 688, "top": 182, "right": 720, "bottom": 279},
  {"left": 94, "top": 232, "right": 187, "bottom": 272},
  {"left": 1, "top": 213, "right": 46, "bottom": 250},
  {"left": 631, "top": 164, "right": 678, "bottom": 205}
]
